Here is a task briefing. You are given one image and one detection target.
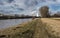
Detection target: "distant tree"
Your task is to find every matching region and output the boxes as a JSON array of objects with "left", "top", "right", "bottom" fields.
[
  {"left": 39, "top": 6, "right": 50, "bottom": 18},
  {"left": 54, "top": 14, "right": 57, "bottom": 17},
  {"left": 52, "top": 12, "right": 60, "bottom": 17},
  {"left": 56, "top": 11, "right": 60, "bottom": 16}
]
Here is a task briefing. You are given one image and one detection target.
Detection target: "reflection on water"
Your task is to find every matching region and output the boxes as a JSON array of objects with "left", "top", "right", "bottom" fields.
[{"left": 0, "top": 19, "right": 32, "bottom": 29}]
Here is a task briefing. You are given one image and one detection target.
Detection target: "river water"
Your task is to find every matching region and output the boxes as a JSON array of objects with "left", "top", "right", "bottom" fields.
[{"left": 0, "top": 19, "right": 32, "bottom": 29}]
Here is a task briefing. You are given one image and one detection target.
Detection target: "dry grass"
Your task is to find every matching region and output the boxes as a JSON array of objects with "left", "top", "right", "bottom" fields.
[
  {"left": 51, "top": 18, "right": 60, "bottom": 20},
  {"left": 0, "top": 18, "right": 60, "bottom": 38},
  {"left": 41, "top": 18, "right": 60, "bottom": 38},
  {"left": 0, "top": 19, "right": 38, "bottom": 38}
]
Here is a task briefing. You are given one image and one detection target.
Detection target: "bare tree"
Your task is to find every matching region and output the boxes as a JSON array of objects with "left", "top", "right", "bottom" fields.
[
  {"left": 52, "top": 12, "right": 60, "bottom": 17},
  {"left": 39, "top": 6, "right": 50, "bottom": 18}
]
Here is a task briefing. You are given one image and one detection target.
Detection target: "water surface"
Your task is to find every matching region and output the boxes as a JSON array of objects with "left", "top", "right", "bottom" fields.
[{"left": 0, "top": 19, "right": 32, "bottom": 29}]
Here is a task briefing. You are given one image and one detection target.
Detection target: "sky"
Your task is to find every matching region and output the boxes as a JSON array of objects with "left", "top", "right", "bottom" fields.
[{"left": 0, "top": 0, "right": 60, "bottom": 15}]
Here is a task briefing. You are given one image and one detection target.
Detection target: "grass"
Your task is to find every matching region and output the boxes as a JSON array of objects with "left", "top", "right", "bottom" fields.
[
  {"left": 41, "top": 18, "right": 60, "bottom": 38},
  {"left": 0, "top": 19, "right": 38, "bottom": 38},
  {"left": 0, "top": 18, "right": 60, "bottom": 38},
  {"left": 51, "top": 18, "right": 60, "bottom": 20}
]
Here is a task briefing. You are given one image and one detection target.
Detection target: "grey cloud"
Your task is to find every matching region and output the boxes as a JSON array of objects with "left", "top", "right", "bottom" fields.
[{"left": 0, "top": 0, "right": 59, "bottom": 14}]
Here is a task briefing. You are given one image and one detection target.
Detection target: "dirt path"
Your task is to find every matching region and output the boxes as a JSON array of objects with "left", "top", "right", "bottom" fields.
[{"left": 33, "top": 19, "right": 49, "bottom": 38}]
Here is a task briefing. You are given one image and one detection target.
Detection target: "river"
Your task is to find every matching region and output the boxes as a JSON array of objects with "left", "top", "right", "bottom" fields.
[{"left": 0, "top": 19, "right": 32, "bottom": 29}]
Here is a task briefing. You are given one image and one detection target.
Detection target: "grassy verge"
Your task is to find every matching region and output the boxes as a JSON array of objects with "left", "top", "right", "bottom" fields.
[{"left": 0, "top": 19, "right": 38, "bottom": 38}]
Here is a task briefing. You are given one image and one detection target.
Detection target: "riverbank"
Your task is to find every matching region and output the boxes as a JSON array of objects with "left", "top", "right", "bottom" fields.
[
  {"left": 0, "top": 18, "right": 60, "bottom": 38},
  {"left": 0, "top": 19, "right": 38, "bottom": 38}
]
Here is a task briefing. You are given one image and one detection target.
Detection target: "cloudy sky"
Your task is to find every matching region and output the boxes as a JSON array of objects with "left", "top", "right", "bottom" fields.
[{"left": 0, "top": 0, "right": 60, "bottom": 15}]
